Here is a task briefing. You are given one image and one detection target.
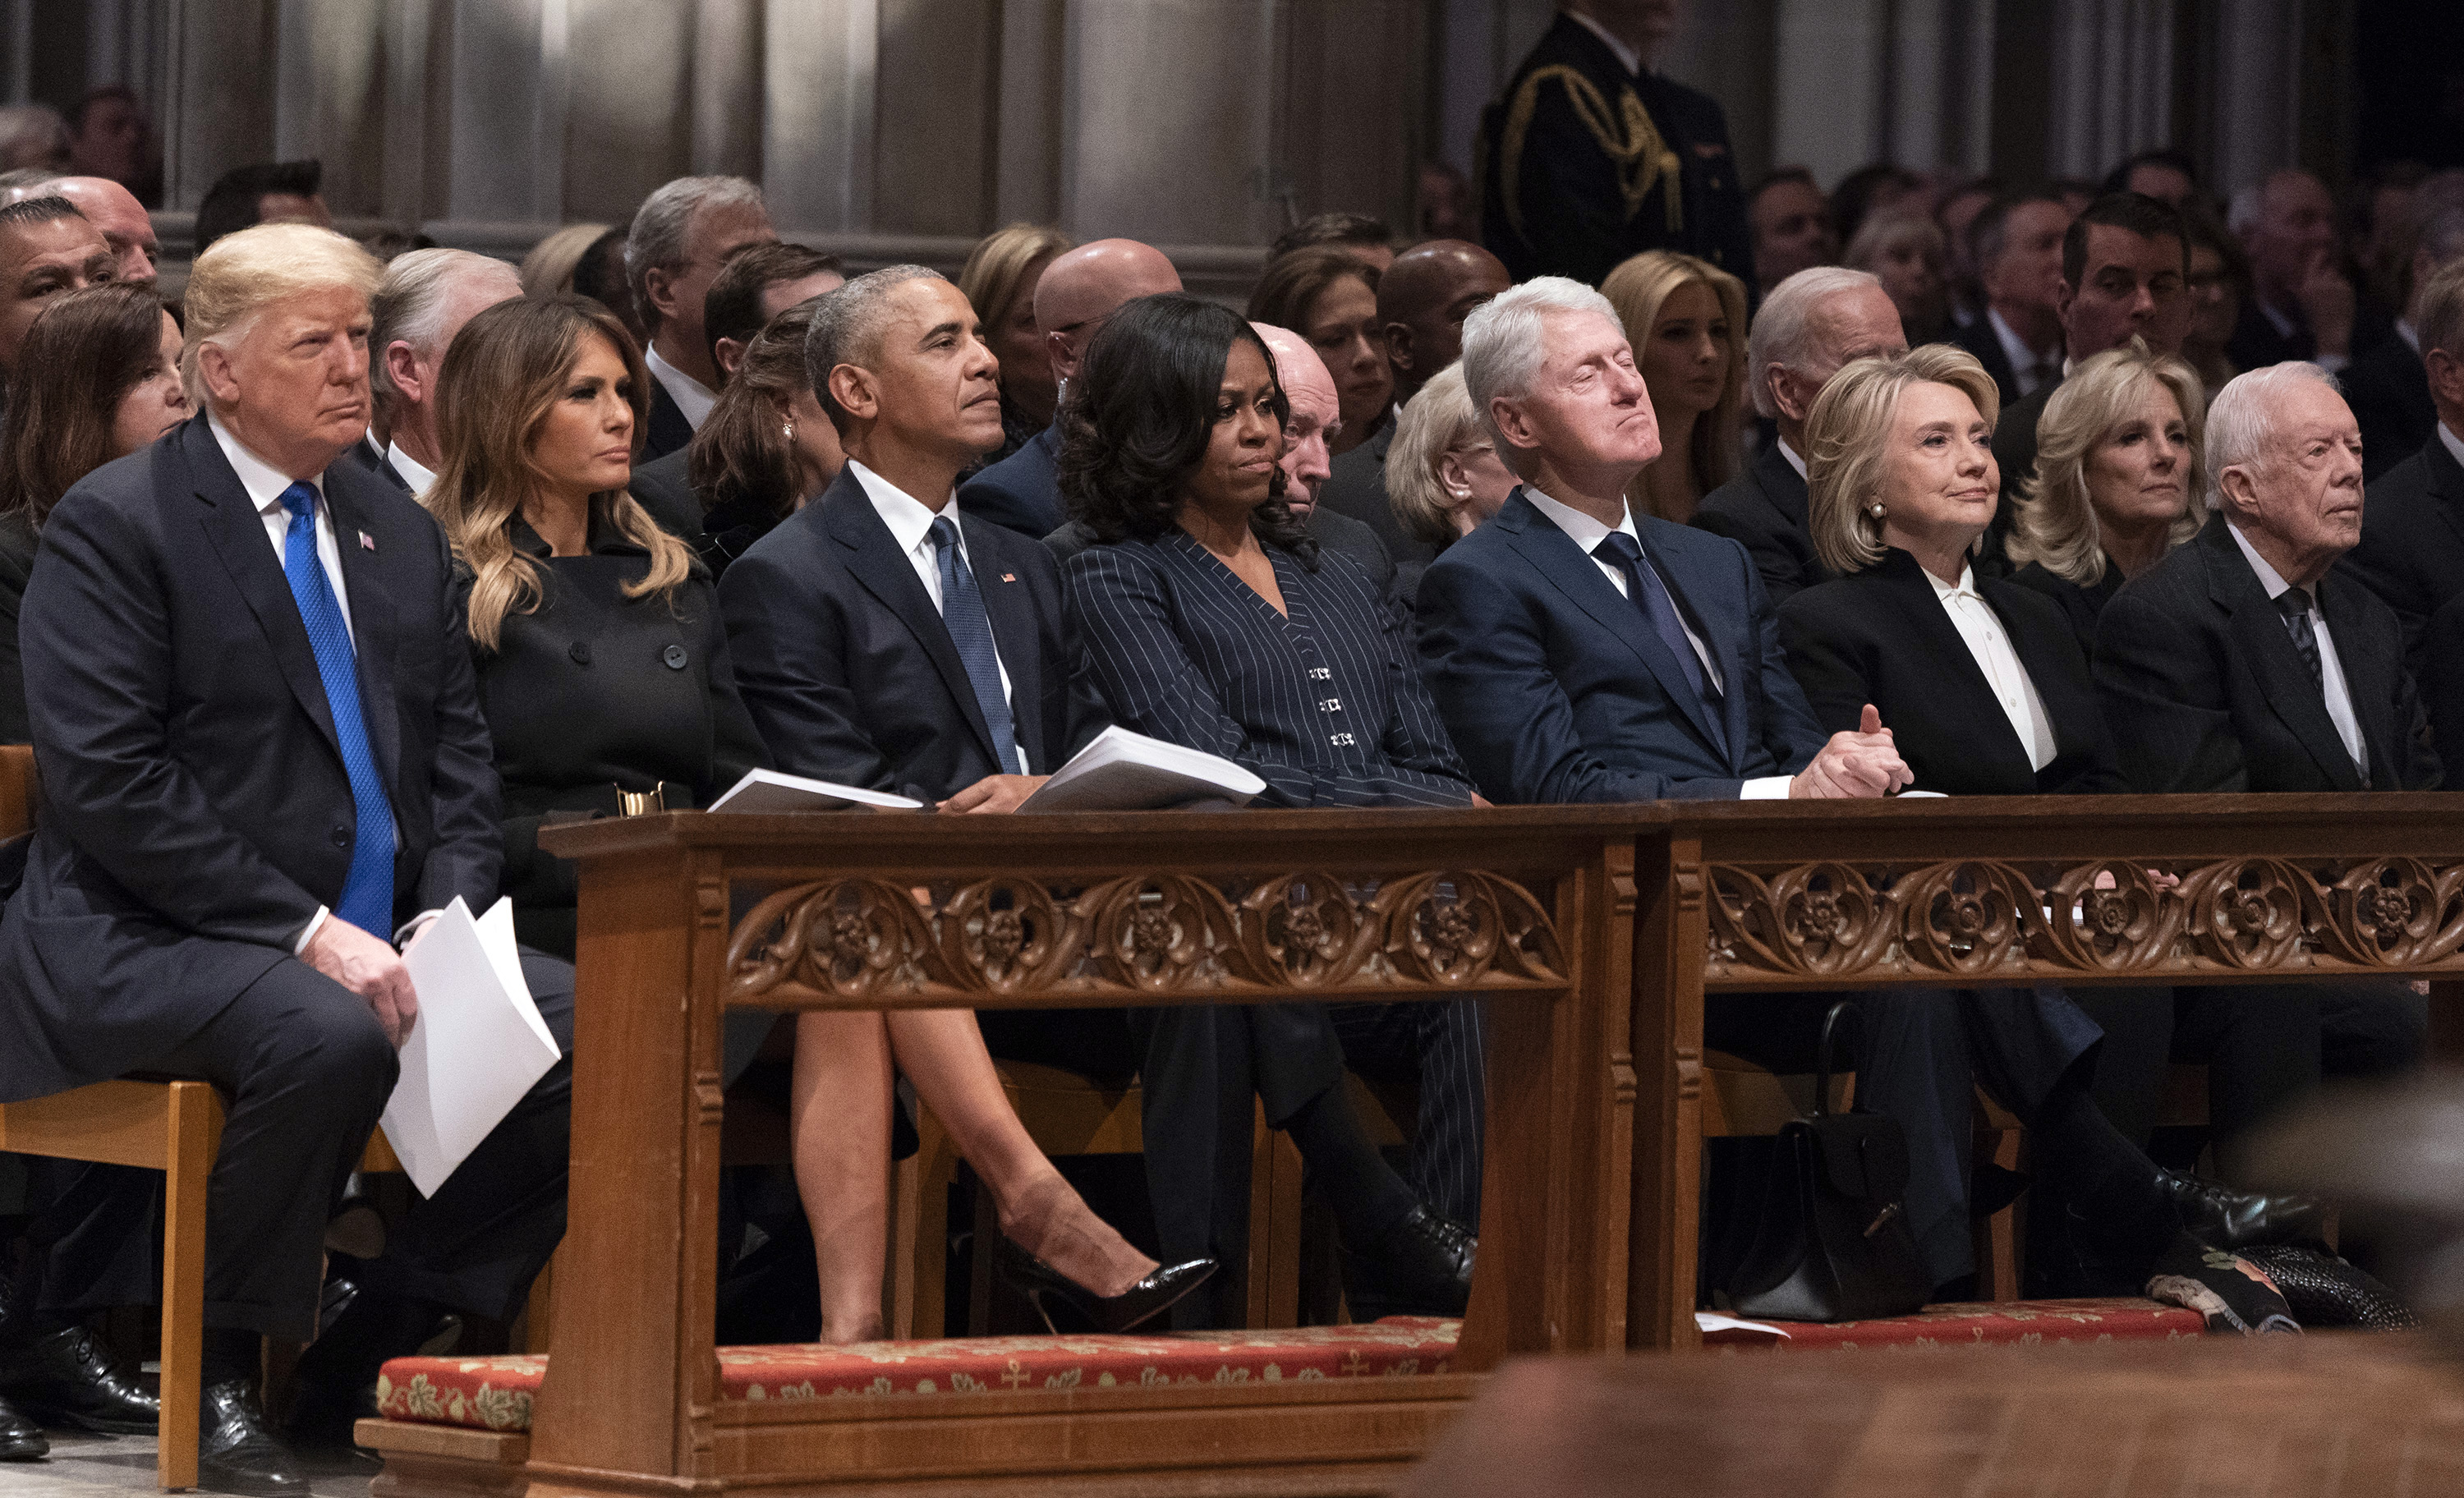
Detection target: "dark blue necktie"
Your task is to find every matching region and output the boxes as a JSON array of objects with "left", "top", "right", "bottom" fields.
[
  {"left": 1594, "top": 530, "right": 1726, "bottom": 751},
  {"left": 279, "top": 482, "right": 397, "bottom": 936},
  {"left": 928, "top": 514, "right": 1022, "bottom": 774}
]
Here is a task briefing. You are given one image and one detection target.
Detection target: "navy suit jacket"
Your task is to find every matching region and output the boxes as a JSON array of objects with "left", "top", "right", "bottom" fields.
[
  {"left": 719, "top": 467, "right": 1106, "bottom": 804},
  {"left": 641, "top": 374, "right": 696, "bottom": 462},
  {"left": 1415, "top": 487, "right": 1827, "bottom": 803},
  {"left": 955, "top": 423, "right": 1064, "bottom": 539}
]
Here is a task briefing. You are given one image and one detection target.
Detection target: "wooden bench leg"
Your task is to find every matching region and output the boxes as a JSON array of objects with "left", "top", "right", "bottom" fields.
[{"left": 159, "top": 1082, "right": 214, "bottom": 1491}]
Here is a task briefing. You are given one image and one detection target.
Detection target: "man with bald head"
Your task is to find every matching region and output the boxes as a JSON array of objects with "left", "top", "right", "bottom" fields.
[
  {"left": 2, "top": 174, "right": 154, "bottom": 283},
  {"left": 361, "top": 248, "right": 522, "bottom": 494},
  {"left": 958, "top": 237, "right": 1181, "bottom": 536},
  {"left": 1317, "top": 240, "right": 1514, "bottom": 584}
]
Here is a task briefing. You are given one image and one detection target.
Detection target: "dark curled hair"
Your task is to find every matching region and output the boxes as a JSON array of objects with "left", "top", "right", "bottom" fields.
[{"left": 1056, "top": 293, "right": 1316, "bottom": 565}]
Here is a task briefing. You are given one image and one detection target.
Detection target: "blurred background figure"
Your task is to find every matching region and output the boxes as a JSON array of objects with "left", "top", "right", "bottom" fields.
[
  {"left": 1271, "top": 212, "right": 1395, "bottom": 273},
  {"left": 1937, "top": 175, "right": 2000, "bottom": 329},
  {"left": 2179, "top": 204, "right": 2250, "bottom": 399},
  {"left": 1953, "top": 190, "right": 2074, "bottom": 406},
  {"left": 520, "top": 222, "right": 614, "bottom": 301},
  {"left": 191, "top": 158, "right": 329, "bottom": 258},
  {"left": 1845, "top": 210, "right": 1951, "bottom": 345},
  {"left": 2227, "top": 168, "right": 2372, "bottom": 371},
  {"left": 1416, "top": 162, "right": 1477, "bottom": 243},
  {"left": 2102, "top": 148, "right": 2200, "bottom": 209},
  {"left": 1828, "top": 162, "right": 1924, "bottom": 253},
  {"left": 1747, "top": 167, "right": 1836, "bottom": 301},
  {"left": 1602, "top": 248, "right": 1746, "bottom": 522},
  {"left": 958, "top": 223, "right": 1076, "bottom": 469},
  {"left": 0, "top": 106, "right": 66, "bottom": 173},
  {"left": 63, "top": 87, "right": 159, "bottom": 206},
  {"left": 567, "top": 224, "right": 645, "bottom": 345},
  {"left": 1249, "top": 245, "right": 1391, "bottom": 458}
]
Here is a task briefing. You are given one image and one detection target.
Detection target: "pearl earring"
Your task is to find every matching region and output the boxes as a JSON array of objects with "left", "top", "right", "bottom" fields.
[
  {"left": 783, "top": 423, "right": 795, "bottom": 442},
  {"left": 1869, "top": 502, "right": 1887, "bottom": 518},
  {"left": 1450, "top": 487, "right": 1471, "bottom": 499}
]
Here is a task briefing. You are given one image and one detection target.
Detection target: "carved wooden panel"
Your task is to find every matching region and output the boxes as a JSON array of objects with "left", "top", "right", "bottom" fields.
[
  {"left": 1703, "top": 857, "right": 2464, "bottom": 986},
  {"left": 726, "top": 871, "right": 1565, "bottom": 1008}
]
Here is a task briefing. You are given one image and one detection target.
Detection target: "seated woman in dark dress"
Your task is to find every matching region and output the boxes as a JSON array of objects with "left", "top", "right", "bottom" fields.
[
  {"left": 683, "top": 296, "right": 844, "bottom": 578},
  {"left": 1775, "top": 345, "right": 2319, "bottom": 1310},
  {"left": 0, "top": 283, "right": 191, "bottom": 740},
  {"left": 2002, "top": 342, "right": 2205, "bottom": 657},
  {"left": 430, "top": 296, "right": 1205, "bottom": 1343},
  {"left": 1061, "top": 296, "right": 1484, "bottom": 1321}
]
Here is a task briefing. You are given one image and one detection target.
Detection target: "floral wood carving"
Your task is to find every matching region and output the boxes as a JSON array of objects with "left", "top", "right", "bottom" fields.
[{"left": 1704, "top": 857, "right": 2464, "bottom": 986}]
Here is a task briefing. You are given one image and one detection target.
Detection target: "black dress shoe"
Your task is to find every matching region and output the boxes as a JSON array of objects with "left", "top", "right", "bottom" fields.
[
  {"left": 1352, "top": 1205, "right": 1475, "bottom": 1316},
  {"left": 2157, "top": 1169, "right": 2332, "bottom": 1251},
  {"left": 0, "top": 1326, "right": 159, "bottom": 1434},
  {"left": 993, "top": 1240, "right": 1217, "bottom": 1335},
  {"left": 0, "top": 1392, "right": 45, "bottom": 1461},
  {"left": 199, "top": 1379, "right": 307, "bottom": 1496}
]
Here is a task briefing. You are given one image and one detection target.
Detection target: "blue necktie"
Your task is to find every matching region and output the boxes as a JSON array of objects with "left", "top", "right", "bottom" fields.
[
  {"left": 1594, "top": 531, "right": 1726, "bottom": 754},
  {"left": 279, "top": 482, "right": 397, "bottom": 936},
  {"left": 928, "top": 514, "right": 1022, "bottom": 774}
]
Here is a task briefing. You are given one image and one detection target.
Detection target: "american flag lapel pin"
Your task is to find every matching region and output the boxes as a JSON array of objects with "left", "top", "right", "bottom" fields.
[
  {"left": 1000, "top": 572, "right": 1016, "bottom": 582},
  {"left": 358, "top": 531, "right": 375, "bottom": 551}
]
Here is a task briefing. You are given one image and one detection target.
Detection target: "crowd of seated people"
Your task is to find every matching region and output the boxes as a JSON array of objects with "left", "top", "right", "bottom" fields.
[{"left": 0, "top": 137, "right": 2457, "bottom": 1488}]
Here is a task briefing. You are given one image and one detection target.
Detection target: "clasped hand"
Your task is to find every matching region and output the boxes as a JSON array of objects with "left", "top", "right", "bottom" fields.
[
  {"left": 303, "top": 916, "right": 420, "bottom": 1047},
  {"left": 1791, "top": 704, "right": 1914, "bottom": 799}
]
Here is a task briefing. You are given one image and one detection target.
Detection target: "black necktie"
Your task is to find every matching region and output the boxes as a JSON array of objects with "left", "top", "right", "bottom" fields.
[{"left": 1593, "top": 531, "right": 1726, "bottom": 753}]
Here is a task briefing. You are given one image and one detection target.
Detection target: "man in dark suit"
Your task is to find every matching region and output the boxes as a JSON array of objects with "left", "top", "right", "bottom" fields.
[
  {"left": 2347, "top": 199, "right": 2464, "bottom": 481},
  {"left": 1949, "top": 191, "right": 2071, "bottom": 411},
  {"left": 2226, "top": 170, "right": 2380, "bottom": 375},
  {"left": 957, "top": 238, "right": 1181, "bottom": 539},
  {"left": 1477, "top": 2, "right": 1752, "bottom": 289},
  {"left": 0, "top": 224, "right": 577, "bottom": 1487},
  {"left": 625, "top": 175, "right": 778, "bottom": 461},
  {"left": 1692, "top": 266, "right": 1905, "bottom": 607},
  {"left": 2342, "top": 259, "right": 2464, "bottom": 685},
  {"left": 365, "top": 247, "right": 522, "bottom": 495},
  {"left": 1316, "top": 240, "right": 1511, "bottom": 586}
]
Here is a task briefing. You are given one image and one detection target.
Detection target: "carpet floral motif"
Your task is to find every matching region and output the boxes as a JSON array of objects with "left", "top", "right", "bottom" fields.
[{"left": 1703, "top": 1298, "right": 2205, "bottom": 1352}]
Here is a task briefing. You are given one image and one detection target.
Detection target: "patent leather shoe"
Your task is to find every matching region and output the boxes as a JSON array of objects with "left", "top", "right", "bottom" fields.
[
  {"left": 0, "top": 1326, "right": 159, "bottom": 1434},
  {"left": 0, "top": 1393, "right": 44, "bottom": 1461},
  {"left": 994, "top": 1240, "right": 1217, "bottom": 1334},
  {"left": 2157, "top": 1169, "right": 2332, "bottom": 1250},
  {"left": 1354, "top": 1204, "right": 1475, "bottom": 1315},
  {"left": 199, "top": 1379, "right": 308, "bottom": 1495}
]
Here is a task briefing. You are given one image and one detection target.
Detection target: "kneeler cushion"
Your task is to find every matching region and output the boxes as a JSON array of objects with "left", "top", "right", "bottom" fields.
[
  {"left": 375, "top": 1316, "right": 1463, "bottom": 1433},
  {"left": 1704, "top": 1297, "right": 2206, "bottom": 1351}
]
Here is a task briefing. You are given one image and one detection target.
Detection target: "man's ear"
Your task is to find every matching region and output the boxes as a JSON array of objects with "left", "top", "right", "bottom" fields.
[
  {"left": 2215, "top": 462, "right": 2259, "bottom": 518},
  {"left": 714, "top": 336, "right": 747, "bottom": 380},
  {"left": 384, "top": 341, "right": 423, "bottom": 406},
  {"left": 641, "top": 263, "right": 682, "bottom": 322},
  {"left": 1385, "top": 320, "right": 1416, "bottom": 379},
  {"left": 827, "top": 363, "right": 877, "bottom": 425},
  {"left": 2054, "top": 276, "right": 2079, "bottom": 322},
  {"left": 1487, "top": 392, "right": 1538, "bottom": 453},
  {"left": 1767, "top": 364, "right": 1811, "bottom": 425},
  {"left": 196, "top": 339, "right": 242, "bottom": 407},
  {"left": 1044, "top": 328, "right": 1074, "bottom": 385},
  {"left": 2426, "top": 346, "right": 2464, "bottom": 411}
]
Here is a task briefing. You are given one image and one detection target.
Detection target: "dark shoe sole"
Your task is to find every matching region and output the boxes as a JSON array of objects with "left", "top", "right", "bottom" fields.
[
  {"left": 11, "top": 1401, "right": 158, "bottom": 1436},
  {"left": 0, "top": 1436, "right": 47, "bottom": 1460},
  {"left": 195, "top": 1459, "right": 310, "bottom": 1496}
]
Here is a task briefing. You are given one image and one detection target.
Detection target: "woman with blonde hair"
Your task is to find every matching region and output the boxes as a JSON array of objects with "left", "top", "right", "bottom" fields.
[
  {"left": 2004, "top": 341, "right": 2205, "bottom": 656},
  {"left": 518, "top": 222, "right": 611, "bottom": 300},
  {"left": 1600, "top": 250, "right": 1746, "bottom": 523},
  {"left": 1384, "top": 363, "right": 1518, "bottom": 549},
  {"left": 958, "top": 222, "right": 1074, "bottom": 462}
]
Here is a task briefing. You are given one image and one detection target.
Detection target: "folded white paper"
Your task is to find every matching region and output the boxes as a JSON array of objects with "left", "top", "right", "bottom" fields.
[
  {"left": 1694, "top": 1311, "right": 1791, "bottom": 1338},
  {"left": 1020, "top": 725, "right": 1266, "bottom": 811},
  {"left": 708, "top": 768, "right": 923, "bottom": 813},
  {"left": 379, "top": 896, "right": 560, "bottom": 1197}
]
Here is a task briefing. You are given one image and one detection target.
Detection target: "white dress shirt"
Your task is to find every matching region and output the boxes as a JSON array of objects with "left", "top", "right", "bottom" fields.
[
  {"left": 2438, "top": 418, "right": 2464, "bottom": 474},
  {"left": 848, "top": 460, "right": 1030, "bottom": 774},
  {"left": 646, "top": 345, "right": 718, "bottom": 431},
  {"left": 1986, "top": 309, "right": 2057, "bottom": 397},
  {"left": 1924, "top": 563, "right": 2058, "bottom": 772},
  {"left": 2226, "top": 520, "right": 2367, "bottom": 771},
  {"left": 1523, "top": 487, "right": 1792, "bottom": 798},
  {"left": 2258, "top": 297, "right": 2347, "bottom": 374},
  {"left": 384, "top": 439, "right": 437, "bottom": 499},
  {"left": 1775, "top": 438, "right": 1807, "bottom": 482}
]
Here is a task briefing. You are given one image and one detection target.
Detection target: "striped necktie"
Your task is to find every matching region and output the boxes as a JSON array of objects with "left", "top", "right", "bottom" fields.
[{"left": 928, "top": 514, "right": 1022, "bottom": 775}]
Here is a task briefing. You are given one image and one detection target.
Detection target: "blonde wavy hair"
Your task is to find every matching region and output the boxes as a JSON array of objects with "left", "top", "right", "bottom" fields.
[
  {"left": 1600, "top": 250, "right": 1748, "bottom": 504},
  {"left": 1804, "top": 344, "right": 2002, "bottom": 577},
  {"left": 2005, "top": 342, "right": 2206, "bottom": 586},
  {"left": 958, "top": 223, "right": 1073, "bottom": 338},
  {"left": 182, "top": 221, "right": 383, "bottom": 408},
  {"left": 1386, "top": 363, "right": 1487, "bottom": 547},
  {"left": 427, "top": 295, "right": 693, "bottom": 651}
]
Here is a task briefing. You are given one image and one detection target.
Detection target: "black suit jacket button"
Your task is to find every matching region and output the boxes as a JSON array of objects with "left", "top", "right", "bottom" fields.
[
  {"left": 330, "top": 825, "right": 350, "bottom": 848},
  {"left": 569, "top": 641, "right": 591, "bottom": 664},
  {"left": 662, "top": 644, "right": 687, "bottom": 669}
]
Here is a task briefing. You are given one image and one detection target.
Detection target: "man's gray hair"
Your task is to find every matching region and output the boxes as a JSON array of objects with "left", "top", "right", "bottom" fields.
[
  {"left": 804, "top": 264, "right": 945, "bottom": 434},
  {"left": 623, "top": 174, "right": 765, "bottom": 334},
  {"left": 2205, "top": 361, "right": 2342, "bottom": 512},
  {"left": 370, "top": 248, "right": 521, "bottom": 411},
  {"left": 2420, "top": 260, "right": 2464, "bottom": 366},
  {"left": 1460, "top": 275, "right": 1621, "bottom": 447},
  {"left": 1748, "top": 266, "right": 1883, "bottom": 419}
]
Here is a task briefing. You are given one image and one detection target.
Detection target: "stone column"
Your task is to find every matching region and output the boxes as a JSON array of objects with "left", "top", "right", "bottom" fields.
[{"left": 1058, "top": 0, "right": 1278, "bottom": 246}]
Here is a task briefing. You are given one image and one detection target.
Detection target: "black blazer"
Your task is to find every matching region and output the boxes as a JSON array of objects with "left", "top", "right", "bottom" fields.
[
  {"left": 955, "top": 423, "right": 1064, "bottom": 540},
  {"left": 2094, "top": 513, "right": 2438, "bottom": 793},
  {"left": 1779, "top": 549, "right": 2123, "bottom": 795},
  {"left": 719, "top": 467, "right": 1106, "bottom": 803},
  {"left": 2347, "top": 335, "right": 2437, "bottom": 482},
  {"left": 627, "top": 446, "right": 704, "bottom": 540},
  {"left": 641, "top": 373, "right": 696, "bottom": 462},
  {"left": 1477, "top": 14, "right": 1752, "bottom": 288},
  {"left": 2420, "top": 591, "right": 2464, "bottom": 788},
  {"left": 2341, "top": 430, "right": 2464, "bottom": 685},
  {"left": 1066, "top": 530, "right": 1473, "bottom": 809},
  {"left": 1980, "top": 374, "right": 2062, "bottom": 576},
  {"left": 1691, "top": 439, "right": 1831, "bottom": 607},
  {"left": 1417, "top": 488, "right": 1827, "bottom": 803},
  {"left": 1951, "top": 312, "right": 2030, "bottom": 411},
  {"left": 474, "top": 519, "right": 765, "bottom": 957},
  {"left": 1317, "top": 420, "right": 1437, "bottom": 593},
  {"left": 2007, "top": 556, "right": 2126, "bottom": 663},
  {"left": 0, "top": 508, "right": 35, "bottom": 743},
  {"left": 345, "top": 434, "right": 413, "bottom": 493},
  {"left": 0, "top": 413, "right": 500, "bottom": 1100}
]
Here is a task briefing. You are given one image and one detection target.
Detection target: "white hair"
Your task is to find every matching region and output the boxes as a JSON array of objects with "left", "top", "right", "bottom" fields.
[
  {"left": 623, "top": 175, "right": 766, "bottom": 334},
  {"left": 1747, "top": 266, "right": 1885, "bottom": 420},
  {"left": 1459, "top": 275, "right": 1621, "bottom": 448},
  {"left": 2204, "top": 361, "right": 2342, "bottom": 512},
  {"left": 370, "top": 248, "right": 522, "bottom": 411}
]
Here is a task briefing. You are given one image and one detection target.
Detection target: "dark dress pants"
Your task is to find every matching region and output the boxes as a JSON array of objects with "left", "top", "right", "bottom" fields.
[
  {"left": 1325, "top": 999, "right": 1487, "bottom": 1228},
  {"left": 23, "top": 950, "right": 576, "bottom": 1343}
]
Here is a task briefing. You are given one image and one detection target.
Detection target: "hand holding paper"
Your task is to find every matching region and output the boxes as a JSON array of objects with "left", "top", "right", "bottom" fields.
[{"left": 378, "top": 896, "right": 561, "bottom": 1197}]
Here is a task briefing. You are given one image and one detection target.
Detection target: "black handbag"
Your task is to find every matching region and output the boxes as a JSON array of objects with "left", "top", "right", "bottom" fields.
[{"left": 1717, "top": 1001, "right": 1937, "bottom": 1322}]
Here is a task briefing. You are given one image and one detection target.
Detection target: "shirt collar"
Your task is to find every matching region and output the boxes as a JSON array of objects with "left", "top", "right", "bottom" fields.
[
  {"left": 848, "top": 459, "right": 958, "bottom": 555},
  {"left": 1921, "top": 558, "right": 1981, "bottom": 603},
  {"left": 2224, "top": 517, "right": 2305, "bottom": 604},
  {"left": 2258, "top": 298, "right": 2299, "bottom": 341},
  {"left": 2439, "top": 420, "right": 2464, "bottom": 476},
  {"left": 508, "top": 510, "right": 646, "bottom": 559},
  {"left": 1775, "top": 438, "right": 1807, "bottom": 481},
  {"left": 1522, "top": 484, "right": 1635, "bottom": 554},
  {"left": 384, "top": 439, "right": 437, "bottom": 498},
  {"left": 1986, "top": 308, "right": 2053, "bottom": 376},
  {"left": 208, "top": 410, "right": 324, "bottom": 518},
  {"left": 2399, "top": 319, "right": 2421, "bottom": 356},
  {"left": 1564, "top": 9, "right": 1643, "bottom": 76},
  {"left": 646, "top": 345, "right": 718, "bottom": 430}
]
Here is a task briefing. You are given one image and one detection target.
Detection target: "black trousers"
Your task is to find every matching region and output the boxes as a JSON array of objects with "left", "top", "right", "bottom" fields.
[
  {"left": 1326, "top": 999, "right": 1487, "bottom": 1228},
  {"left": 21, "top": 949, "right": 576, "bottom": 1343}
]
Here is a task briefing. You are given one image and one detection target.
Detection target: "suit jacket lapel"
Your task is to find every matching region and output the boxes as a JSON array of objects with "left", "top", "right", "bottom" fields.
[
  {"left": 966, "top": 518, "right": 1043, "bottom": 770},
  {"left": 323, "top": 472, "right": 402, "bottom": 790},
  {"left": 822, "top": 476, "right": 1002, "bottom": 768},
  {"left": 1500, "top": 490, "right": 1727, "bottom": 756},
  {"left": 1755, "top": 440, "right": 1808, "bottom": 528},
  {"left": 2420, "top": 433, "right": 2464, "bottom": 558},
  {"left": 2202, "top": 523, "right": 2365, "bottom": 790},
  {"left": 1875, "top": 554, "right": 2037, "bottom": 783},
  {"left": 2320, "top": 572, "right": 2401, "bottom": 787},
  {"left": 1636, "top": 533, "right": 1742, "bottom": 770},
  {"left": 182, "top": 420, "right": 346, "bottom": 764}
]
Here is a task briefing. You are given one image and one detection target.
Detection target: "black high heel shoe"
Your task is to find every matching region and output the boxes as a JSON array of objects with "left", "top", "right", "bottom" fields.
[{"left": 995, "top": 1239, "right": 1217, "bottom": 1334}]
